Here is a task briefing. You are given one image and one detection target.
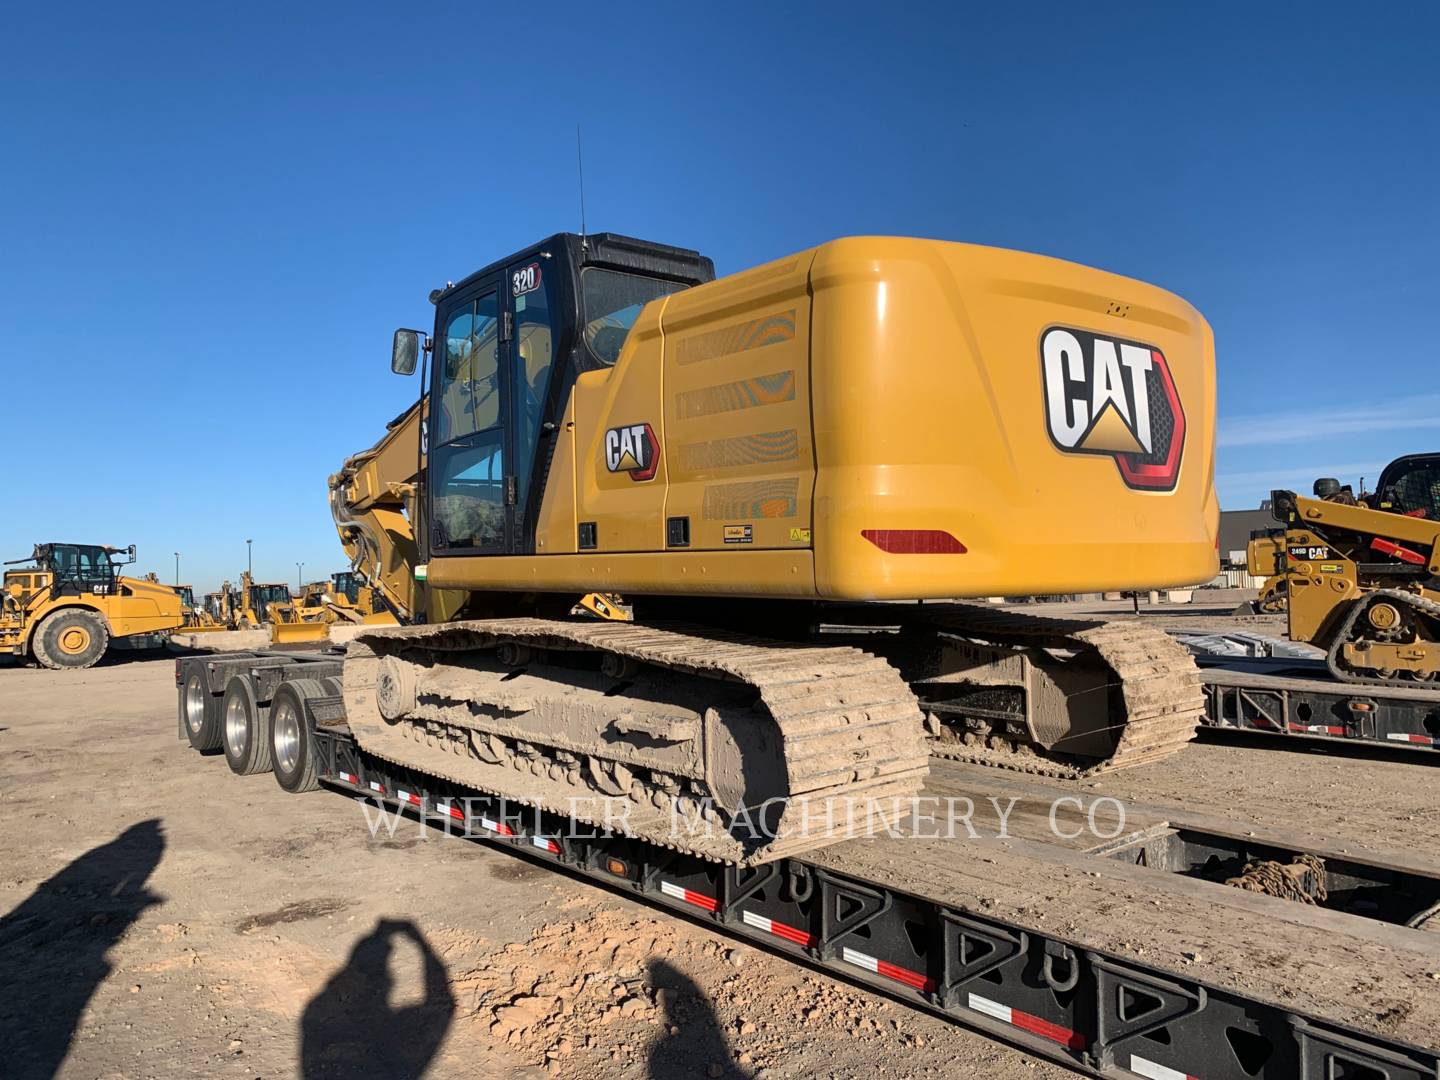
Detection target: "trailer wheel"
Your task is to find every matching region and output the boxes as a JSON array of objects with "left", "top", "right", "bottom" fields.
[
  {"left": 222, "top": 676, "right": 274, "bottom": 776},
  {"left": 180, "top": 665, "right": 223, "bottom": 752},
  {"left": 270, "top": 679, "right": 323, "bottom": 793},
  {"left": 31, "top": 609, "right": 109, "bottom": 670}
]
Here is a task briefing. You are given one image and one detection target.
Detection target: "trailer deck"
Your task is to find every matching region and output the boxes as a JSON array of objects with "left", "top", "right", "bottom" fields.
[{"left": 1196, "top": 653, "right": 1440, "bottom": 752}]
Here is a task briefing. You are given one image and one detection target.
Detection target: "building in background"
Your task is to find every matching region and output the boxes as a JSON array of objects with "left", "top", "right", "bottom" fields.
[{"left": 1217, "top": 502, "right": 1274, "bottom": 572}]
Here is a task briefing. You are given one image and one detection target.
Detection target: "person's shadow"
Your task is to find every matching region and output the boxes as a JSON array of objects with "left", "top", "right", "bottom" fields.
[
  {"left": 647, "top": 959, "right": 756, "bottom": 1079},
  {"left": 300, "top": 918, "right": 454, "bottom": 1079},
  {"left": 0, "top": 819, "right": 166, "bottom": 1079}
]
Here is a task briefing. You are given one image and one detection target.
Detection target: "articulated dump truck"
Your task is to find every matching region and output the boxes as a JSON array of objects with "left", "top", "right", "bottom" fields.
[{"left": 326, "top": 233, "right": 1218, "bottom": 863}]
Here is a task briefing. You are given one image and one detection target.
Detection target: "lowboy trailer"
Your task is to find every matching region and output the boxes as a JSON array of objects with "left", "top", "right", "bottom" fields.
[
  {"left": 176, "top": 651, "right": 1440, "bottom": 1080},
  {"left": 1186, "top": 647, "right": 1440, "bottom": 754}
]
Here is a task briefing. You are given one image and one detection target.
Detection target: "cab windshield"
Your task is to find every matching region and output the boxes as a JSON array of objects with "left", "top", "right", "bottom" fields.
[
  {"left": 580, "top": 268, "right": 685, "bottom": 365},
  {"left": 250, "top": 585, "right": 291, "bottom": 613},
  {"left": 332, "top": 572, "right": 359, "bottom": 603},
  {"left": 49, "top": 545, "right": 116, "bottom": 587}
]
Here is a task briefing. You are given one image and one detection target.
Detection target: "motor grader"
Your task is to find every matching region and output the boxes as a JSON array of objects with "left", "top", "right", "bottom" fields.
[
  {"left": 1, "top": 543, "right": 185, "bottom": 669},
  {"left": 317, "top": 231, "right": 1217, "bottom": 862},
  {"left": 1258, "top": 453, "right": 1440, "bottom": 684}
]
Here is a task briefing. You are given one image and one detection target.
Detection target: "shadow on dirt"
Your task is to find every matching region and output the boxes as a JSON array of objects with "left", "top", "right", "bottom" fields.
[
  {"left": 0, "top": 644, "right": 177, "bottom": 672},
  {"left": 0, "top": 819, "right": 166, "bottom": 1078},
  {"left": 300, "top": 918, "right": 455, "bottom": 1079},
  {"left": 647, "top": 958, "right": 755, "bottom": 1079}
]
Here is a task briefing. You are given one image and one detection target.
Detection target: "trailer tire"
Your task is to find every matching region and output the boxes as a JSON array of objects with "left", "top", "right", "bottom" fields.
[
  {"left": 270, "top": 679, "right": 323, "bottom": 793},
  {"left": 222, "top": 675, "right": 273, "bottom": 776},
  {"left": 180, "top": 664, "right": 224, "bottom": 752},
  {"left": 31, "top": 609, "right": 109, "bottom": 670}
]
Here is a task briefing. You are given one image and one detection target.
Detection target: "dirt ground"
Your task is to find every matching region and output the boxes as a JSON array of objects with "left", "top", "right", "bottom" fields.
[{"left": 0, "top": 655, "right": 1074, "bottom": 1080}]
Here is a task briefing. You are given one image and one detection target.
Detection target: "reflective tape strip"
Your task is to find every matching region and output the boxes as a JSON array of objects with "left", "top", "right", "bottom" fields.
[
  {"left": 435, "top": 801, "right": 465, "bottom": 822},
  {"left": 531, "top": 836, "right": 561, "bottom": 854},
  {"left": 966, "top": 992, "right": 1085, "bottom": 1051},
  {"left": 1288, "top": 722, "right": 1346, "bottom": 736},
  {"left": 1386, "top": 732, "right": 1437, "bottom": 745},
  {"left": 368, "top": 781, "right": 385, "bottom": 793},
  {"left": 338, "top": 771, "right": 358, "bottom": 785},
  {"left": 397, "top": 790, "right": 422, "bottom": 807},
  {"left": 741, "top": 909, "right": 815, "bottom": 948},
  {"left": 479, "top": 817, "right": 514, "bottom": 837},
  {"left": 1129, "top": 1053, "right": 1198, "bottom": 1080},
  {"left": 659, "top": 880, "right": 719, "bottom": 913},
  {"left": 841, "top": 946, "right": 936, "bottom": 993}
]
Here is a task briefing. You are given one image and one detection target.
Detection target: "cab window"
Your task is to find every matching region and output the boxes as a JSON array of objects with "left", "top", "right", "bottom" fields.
[
  {"left": 581, "top": 268, "right": 684, "bottom": 365},
  {"left": 1386, "top": 461, "right": 1440, "bottom": 519},
  {"left": 436, "top": 293, "right": 500, "bottom": 445},
  {"left": 513, "top": 271, "right": 556, "bottom": 518}
]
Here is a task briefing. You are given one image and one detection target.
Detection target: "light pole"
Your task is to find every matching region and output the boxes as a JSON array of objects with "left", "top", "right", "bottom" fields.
[
  {"left": 246, "top": 539, "right": 253, "bottom": 575},
  {"left": 174, "top": 552, "right": 180, "bottom": 586},
  {"left": 296, "top": 562, "right": 304, "bottom": 590}
]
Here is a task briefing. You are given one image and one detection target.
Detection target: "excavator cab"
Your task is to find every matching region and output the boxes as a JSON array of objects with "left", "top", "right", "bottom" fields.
[{"left": 394, "top": 233, "right": 714, "bottom": 561}]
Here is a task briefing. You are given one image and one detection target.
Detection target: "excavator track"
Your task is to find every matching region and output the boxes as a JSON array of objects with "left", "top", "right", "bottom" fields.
[
  {"left": 343, "top": 618, "right": 930, "bottom": 865},
  {"left": 858, "top": 604, "right": 1205, "bottom": 780}
]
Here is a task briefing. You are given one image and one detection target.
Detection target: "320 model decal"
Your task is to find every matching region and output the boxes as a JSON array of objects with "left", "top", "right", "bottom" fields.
[
  {"left": 1041, "top": 326, "right": 1186, "bottom": 492},
  {"left": 512, "top": 262, "right": 542, "bottom": 297},
  {"left": 604, "top": 422, "right": 659, "bottom": 481}
]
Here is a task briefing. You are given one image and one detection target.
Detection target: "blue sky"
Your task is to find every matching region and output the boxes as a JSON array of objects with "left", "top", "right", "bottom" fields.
[{"left": 2, "top": 3, "right": 1437, "bottom": 590}]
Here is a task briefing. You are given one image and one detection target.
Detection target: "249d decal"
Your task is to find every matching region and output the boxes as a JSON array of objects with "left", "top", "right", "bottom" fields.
[{"left": 1041, "top": 326, "right": 1186, "bottom": 492}]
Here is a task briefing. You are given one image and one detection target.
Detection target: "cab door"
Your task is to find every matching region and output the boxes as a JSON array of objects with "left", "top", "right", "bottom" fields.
[
  {"left": 428, "top": 279, "right": 512, "bottom": 555},
  {"left": 506, "top": 256, "right": 560, "bottom": 555}
]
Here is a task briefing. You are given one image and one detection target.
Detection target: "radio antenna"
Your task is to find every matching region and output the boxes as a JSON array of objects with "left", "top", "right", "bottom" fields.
[{"left": 576, "top": 123, "right": 588, "bottom": 253}]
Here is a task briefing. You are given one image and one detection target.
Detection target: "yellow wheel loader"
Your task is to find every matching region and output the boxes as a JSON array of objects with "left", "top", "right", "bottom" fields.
[
  {"left": 1259, "top": 454, "right": 1440, "bottom": 685},
  {"left": 1, "top": 543, "right": 185, "bottom": 669},
  {"left": 324, "top": 231, "right": 1218, "bottom": 862}
]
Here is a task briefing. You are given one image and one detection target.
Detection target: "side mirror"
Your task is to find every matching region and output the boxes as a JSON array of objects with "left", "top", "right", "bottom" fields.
[{"left": 391, "top": 329, "right": 424, "bottom": 375}]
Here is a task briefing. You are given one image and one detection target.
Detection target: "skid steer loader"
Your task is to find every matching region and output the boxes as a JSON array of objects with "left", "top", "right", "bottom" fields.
[{"left": 1260, "top": 454, "right": 1440, "bottom": 685}]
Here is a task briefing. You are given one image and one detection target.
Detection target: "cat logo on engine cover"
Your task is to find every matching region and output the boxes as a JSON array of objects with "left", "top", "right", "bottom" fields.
[
  {"left": 604, "top": 422, "right": 659, "bottom": 481},
  {"left": 1041, "top": 326, "right": 1186, "bottom": 492}
]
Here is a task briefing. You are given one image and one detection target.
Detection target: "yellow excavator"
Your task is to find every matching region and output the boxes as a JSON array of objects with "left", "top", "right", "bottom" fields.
[
  {"left": 325, "top": 231, "right": 1217, "bottom": 862},
  {"left": 1255, "top": 454, "right": 1440, "bottom": 684},
  {"left": 1, "top": 543, "right": 185, "bottom": 669}
]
